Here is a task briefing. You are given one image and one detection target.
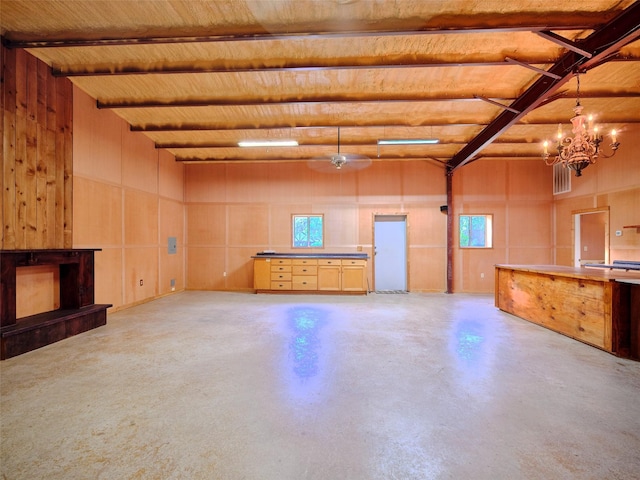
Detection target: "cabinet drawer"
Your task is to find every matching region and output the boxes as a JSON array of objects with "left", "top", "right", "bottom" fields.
[
  {"left": 271, "top": 272, "right": 292, "bottom": 281},
  {"left": 342, "top": 259, "right": 367, "bottom": 266},
  {"left": 318, "top": 258, "right": 341, "bottom": 266},
  {"left": 292, "top": 259, "right": 318, "bottom": 266},
  {"left": 271, "top": 258, "right": 292, "bottom": 265},
  {"left": 292, "top": 276, "right": 318, "bottom": 290},
  {"left": 271, "top": 281, "right": 292, "bottom": 290},
  {"left": 271, "top": 265, "right": 292, "bottom": 273},
  {"left": 292, "top": 265, "right": 318, "bottom": 275}
]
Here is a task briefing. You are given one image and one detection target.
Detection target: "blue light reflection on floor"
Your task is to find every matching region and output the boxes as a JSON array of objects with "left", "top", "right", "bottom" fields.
[
  {"left": 284, "top": 305, "right": 329, "bottom": 402},
  {"left": 448, "top": 319, "right": 497, "bottom": 391}
]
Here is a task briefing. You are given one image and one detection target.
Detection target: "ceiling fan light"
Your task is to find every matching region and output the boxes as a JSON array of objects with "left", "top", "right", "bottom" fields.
[
  {"left": 238, "top": 140, "right": 299, "bottom": 147},
  {"left": 377, "top": 139, "right": 440, "bottom": 145}
]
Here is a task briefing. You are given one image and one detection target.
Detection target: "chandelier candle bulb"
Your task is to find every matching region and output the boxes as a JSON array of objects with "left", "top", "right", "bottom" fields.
[
  {"left": 612, "top": 129, "right": 617, "bottom": 144},
  {"left": 543, "top": 140, "right": 549, "bottom": 155}
]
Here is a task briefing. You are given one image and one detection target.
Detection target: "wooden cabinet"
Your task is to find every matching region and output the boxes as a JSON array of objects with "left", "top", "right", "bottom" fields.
[
  {"left": 253, "top": 258, "right": 271, "bottom": 290},
  {"left": 292, "top": 259, "right": 317, "bottom": 290},
  {"left": 341, "top": 259, "right": 367, "bottom": 292},
  {"left": 318, "top": 259, "right": 341, "bottom": 291},
  {"left": 253, "top": 255, "right": 367, "bottom": 294}
]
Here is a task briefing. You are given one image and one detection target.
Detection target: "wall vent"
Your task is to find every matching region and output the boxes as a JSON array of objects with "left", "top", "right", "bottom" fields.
[{"left": 553, "top": 163, "right": 571, "bottom": 195}]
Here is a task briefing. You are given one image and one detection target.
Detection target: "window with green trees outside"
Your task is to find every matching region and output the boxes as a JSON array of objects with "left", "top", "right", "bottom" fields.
[{"left": 292, "top": 214, "right": 324, "bottom": 248}]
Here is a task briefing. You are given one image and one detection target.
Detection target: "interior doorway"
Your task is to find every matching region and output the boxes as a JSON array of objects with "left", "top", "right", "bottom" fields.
[
  {"left": 373, "top": 214, "right": 408, "bottom": 292},
  {"left": 573, "top": 207, "right": 609, "bottom": 267}
]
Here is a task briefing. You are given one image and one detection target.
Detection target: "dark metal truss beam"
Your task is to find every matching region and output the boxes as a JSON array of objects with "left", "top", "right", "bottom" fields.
[{"left": 447, "top": 1, "right": 640, "bottom": 171}]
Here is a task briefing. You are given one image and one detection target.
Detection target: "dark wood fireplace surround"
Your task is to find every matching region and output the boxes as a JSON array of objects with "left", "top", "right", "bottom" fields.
[{"left": 0, "top": 249, "right": 111, "bottom": 360}]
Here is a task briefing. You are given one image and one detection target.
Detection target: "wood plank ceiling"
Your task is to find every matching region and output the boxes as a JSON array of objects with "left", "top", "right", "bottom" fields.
[{"left": 2, "top": 0, "right": 639, "bottom": 172}]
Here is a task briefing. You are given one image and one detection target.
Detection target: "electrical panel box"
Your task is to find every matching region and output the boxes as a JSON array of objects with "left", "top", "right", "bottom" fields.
[{"left": 168, "top": 237, "right": 177, "bottom": 254}]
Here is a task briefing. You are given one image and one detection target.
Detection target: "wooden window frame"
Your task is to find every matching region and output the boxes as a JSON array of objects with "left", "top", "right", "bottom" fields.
[
  {"left": 459, "top": 214, "right": 493, "bottom": 249},
  {"left": 292, "top": 214, "right": 324, "bottom": 249}
]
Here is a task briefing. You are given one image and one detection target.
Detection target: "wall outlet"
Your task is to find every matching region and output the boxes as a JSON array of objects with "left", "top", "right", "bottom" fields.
[
  {"left": 139, "top": 279, "right": 143, "bottom": 286},
  {"left": 223, "top": 272, "right": 227, "bottom": 277},
  {"left": 480, "top": 273, "right": 485, "bottom": 278}
]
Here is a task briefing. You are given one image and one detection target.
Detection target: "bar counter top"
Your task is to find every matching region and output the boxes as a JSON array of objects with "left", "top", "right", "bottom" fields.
[{"left": 495, "top": 264, "right": 640, "bottom": 283}]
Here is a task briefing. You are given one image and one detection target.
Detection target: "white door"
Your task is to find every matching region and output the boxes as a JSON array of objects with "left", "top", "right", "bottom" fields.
[{"left": 374, "top": 215, "right": 407, "bottom": 292}]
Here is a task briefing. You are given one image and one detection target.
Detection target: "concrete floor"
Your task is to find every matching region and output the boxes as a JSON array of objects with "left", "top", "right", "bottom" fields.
[{"left": 1, "top": 291, "right": 639, "bottom": 480}]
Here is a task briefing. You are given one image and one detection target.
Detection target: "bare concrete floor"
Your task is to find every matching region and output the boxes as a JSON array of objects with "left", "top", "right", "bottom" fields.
[{"left": 1, "top": 292, "right": 639, "bottom": 480}]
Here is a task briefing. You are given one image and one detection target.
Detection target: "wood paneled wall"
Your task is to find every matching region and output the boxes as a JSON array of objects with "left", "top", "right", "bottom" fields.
[
  {"left": 452, "top": 159, "right": 554, "bottom": 292},
  {"left": 553, "top": 124, "right": 640, "bottom": 265},
  {"left": 73, "top": 86, "right": 185, "bottom": 311},
  {"left": 1, "top": 45, "right": 73, "bottom": 250}
]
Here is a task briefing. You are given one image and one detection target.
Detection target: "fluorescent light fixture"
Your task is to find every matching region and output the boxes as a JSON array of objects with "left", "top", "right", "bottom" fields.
[
  {"left": 377, "top": 138, "right": 439, "bottom": 145},
  {"left": 238, "top": 140, "right": 298, "bottom": 147}
]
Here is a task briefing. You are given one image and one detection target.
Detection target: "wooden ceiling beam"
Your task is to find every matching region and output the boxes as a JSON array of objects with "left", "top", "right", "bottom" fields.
[
  {"left": 447, "top": 1, "right": 640, "bottom": 172},
  {"left": 53, "top": 60, "right": 547, "bottom": 77},
  {"left": 51, "top": 55, "right": 637, "bottom": 78},
  {"left": 102, "top": 91, "right": 640, "bottom": 110},
  {"left": 3, "top": 23, "right": 598, "bottom": 49},
  {"left": 175, "top": 155, "right": 446, "bottom": 166},
  {"left": 131, "top": 121, "right": 487, "bottom": 132},
  {"left": 100, "top": 96, "right": 511, "bottom": 109},
  {"left": 132, "top": 116, "right": 640, "bottom": 133}
]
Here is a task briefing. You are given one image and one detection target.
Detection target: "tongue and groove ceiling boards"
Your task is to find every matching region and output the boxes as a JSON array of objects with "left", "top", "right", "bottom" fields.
[{"left": 1, "top": 0, "right": 639, "bottom": 171}]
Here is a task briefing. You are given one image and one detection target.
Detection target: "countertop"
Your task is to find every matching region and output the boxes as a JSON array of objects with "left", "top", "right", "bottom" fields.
[{"left": 253, "top": 252, "right": 368, "bottom": 259}]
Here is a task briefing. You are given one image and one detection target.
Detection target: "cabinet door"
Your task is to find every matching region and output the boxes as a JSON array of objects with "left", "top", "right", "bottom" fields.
[
  {"left": 318, "top": 265, "right": 341, "bottom": 291},
  {"left": 253, "top": 259, "right": 271, "bottom": 289},
  {"left": 342, "top": 260, "right": 367, "bottom": 292}
]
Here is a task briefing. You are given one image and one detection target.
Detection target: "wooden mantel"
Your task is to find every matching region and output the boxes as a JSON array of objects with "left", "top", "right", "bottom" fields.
[
  {"left": 0, "top": 249, "right": 111, "bottom": 360},
  {"left": 495, "top": 264, "right": 639, "bottom": 360}
]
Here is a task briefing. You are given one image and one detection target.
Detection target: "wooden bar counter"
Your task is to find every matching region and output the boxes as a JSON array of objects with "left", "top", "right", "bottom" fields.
[{"left": 495, "top": 265, "right": 640, "bottom": 360}]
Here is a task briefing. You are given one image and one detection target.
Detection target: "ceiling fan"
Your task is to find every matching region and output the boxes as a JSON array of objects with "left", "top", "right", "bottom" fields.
[{"left": 308, "top": 127, "right": 371, "bottom": 173}]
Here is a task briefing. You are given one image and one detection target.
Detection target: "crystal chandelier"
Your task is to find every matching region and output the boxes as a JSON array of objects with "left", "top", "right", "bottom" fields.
[{"left": 543, "top": 72, "right": 620, "bottom": 177}]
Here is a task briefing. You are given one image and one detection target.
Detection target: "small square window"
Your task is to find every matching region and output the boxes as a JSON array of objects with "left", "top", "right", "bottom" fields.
[
  {"left": 292, "top": 215, "right": 324, "bottom": 248},
  {"left": 459, "top": 214, "right": 493, "bottom": 248}
]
